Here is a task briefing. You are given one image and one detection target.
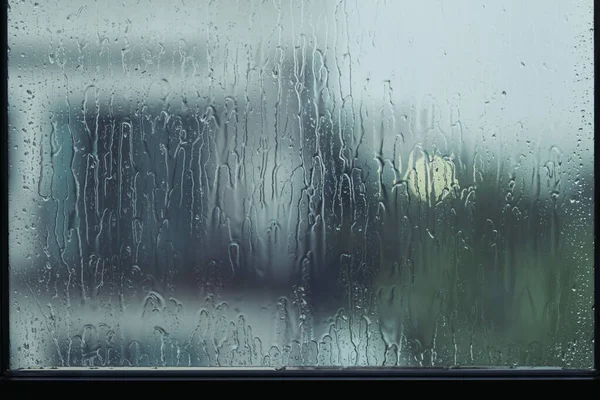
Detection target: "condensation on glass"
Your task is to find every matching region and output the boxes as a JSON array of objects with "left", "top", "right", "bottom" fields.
[{"left": 7, "top": 0, "right": 594, "bottom": 370}]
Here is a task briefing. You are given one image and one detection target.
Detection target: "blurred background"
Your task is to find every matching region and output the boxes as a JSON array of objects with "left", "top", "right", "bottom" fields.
[{"left": 7, "top": 0, "right": 594, "bottom": 369}]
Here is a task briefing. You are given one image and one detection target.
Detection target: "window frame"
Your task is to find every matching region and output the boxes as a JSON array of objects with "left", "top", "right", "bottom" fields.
[{"left": 0, "top": 0, "right": 597, "bottom": 383}]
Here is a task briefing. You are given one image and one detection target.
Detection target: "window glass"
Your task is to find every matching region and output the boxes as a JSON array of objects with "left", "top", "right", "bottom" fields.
[{"left": 8, "top": 0, "right": 594, "bottom": 369}]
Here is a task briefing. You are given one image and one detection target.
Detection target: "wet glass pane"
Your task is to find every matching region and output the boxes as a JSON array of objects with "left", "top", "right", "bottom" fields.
[{"left": 8, "top": 0, "right": 594, "bottom": 370}]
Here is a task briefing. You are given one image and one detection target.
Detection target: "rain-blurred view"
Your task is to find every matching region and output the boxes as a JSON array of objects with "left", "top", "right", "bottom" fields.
[{"left": 7, "top": 0, "right": 594, "bottom": 369}]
